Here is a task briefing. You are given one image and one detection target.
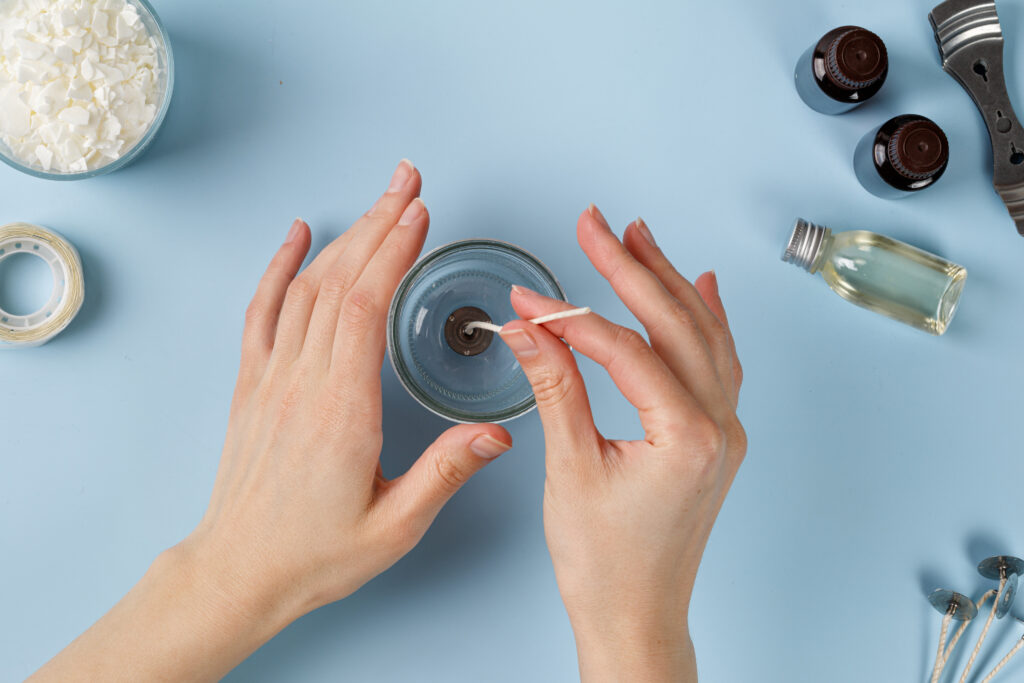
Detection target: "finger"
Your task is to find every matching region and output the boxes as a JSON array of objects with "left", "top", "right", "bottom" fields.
[
  {"left": 273, "top": 160, "right": 421, "bottom": 362},
  {"left": 301, "top": 160, "right": 423, "bottom": 288},
  {"left": 240, "top": 219, "right": 311, "bottom": 376},
  {"left": 694, "top": 271, "right": 743, "bottom": 397},
  {"left": 622, "top": 218, "right": 740, "bottom": 403},
  {"left": 299, "top": 161, "right": 422, "bottom": 360},
  {"left": 330, "top": 198, "right": 430, "bottom": 387},
  {"left": 509, "top": 287, "right": 704, "bottom": 443},
  {"left": 497, "top": 319, "right": 601, "bottom": 469},
  {"left": 382, "top": 424, "right": 512, "bottom": 534},
  {"left": 578, "top": 205, "right": 730, "bottom": 411}
]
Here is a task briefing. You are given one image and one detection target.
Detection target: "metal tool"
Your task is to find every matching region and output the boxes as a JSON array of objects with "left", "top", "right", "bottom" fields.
[{"left": 930, "top": 0, "right": 1024, "bottom": 236}]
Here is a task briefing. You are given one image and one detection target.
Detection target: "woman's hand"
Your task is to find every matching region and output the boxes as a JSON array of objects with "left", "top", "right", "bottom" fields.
[
  {"left": 499, "top": 205, "right": 746, "bottom": 683},
  {"left": 188, "top": 159, "right": 512, "bottom": 618},
  {"left": 31, "top": 161, "right": 513, "bottom": 683}
]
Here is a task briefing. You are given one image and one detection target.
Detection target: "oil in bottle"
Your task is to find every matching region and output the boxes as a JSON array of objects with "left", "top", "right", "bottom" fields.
[{"left": 782, "top": 219, "right": 967, "bottom": 335}]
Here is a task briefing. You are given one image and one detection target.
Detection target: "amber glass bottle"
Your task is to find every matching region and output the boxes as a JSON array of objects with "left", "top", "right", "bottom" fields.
[
  {"left": 795, "top": 26, "right": 888, "bottom": 115},
  {"left": 854, "top": 115, "right": 949, "bottom": 199}
]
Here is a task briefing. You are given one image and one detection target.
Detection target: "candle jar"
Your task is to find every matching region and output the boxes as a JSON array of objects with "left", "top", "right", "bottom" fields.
[{"left": 387, "top": 239, "right": 568, "bottom": 423}]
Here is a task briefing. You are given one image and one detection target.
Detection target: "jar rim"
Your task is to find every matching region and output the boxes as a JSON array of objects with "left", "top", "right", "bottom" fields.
[{"left": 387, "top": 238, "right": 567, "bottom": 424}]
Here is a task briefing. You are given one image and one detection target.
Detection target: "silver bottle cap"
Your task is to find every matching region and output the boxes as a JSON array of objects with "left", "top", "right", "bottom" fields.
[{"left": 782, "top": 218, "right": 830, "bottom": 272}]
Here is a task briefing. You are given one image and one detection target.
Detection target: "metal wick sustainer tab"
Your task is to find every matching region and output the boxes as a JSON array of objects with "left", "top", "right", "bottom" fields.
[{"left": 930, "top": 0, "right": 1024, "bottom": 236}]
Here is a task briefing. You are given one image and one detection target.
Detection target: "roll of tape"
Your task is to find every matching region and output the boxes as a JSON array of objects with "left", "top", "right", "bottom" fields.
[{"left": 0, "top": 223, "right": 85, "bottom": 349}]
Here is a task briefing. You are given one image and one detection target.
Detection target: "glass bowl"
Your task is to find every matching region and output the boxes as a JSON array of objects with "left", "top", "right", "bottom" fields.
[
  {"left": 0, "top": 0, "right": 174, "bottom": 180},
  {"left": 387, "top": 239, "right": 568, "bottom": 424}
]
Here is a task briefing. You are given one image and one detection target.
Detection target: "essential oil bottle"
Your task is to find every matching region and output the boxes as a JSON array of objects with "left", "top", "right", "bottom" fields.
[
  {"left": 854, "top": 115, "right": 949, "bottom": 199},
  {"left": 794, "top": 26, "right": 888, "bottom": 115},
  {"left": 782, "top": 219, "right": 967, "bottom": 335}
]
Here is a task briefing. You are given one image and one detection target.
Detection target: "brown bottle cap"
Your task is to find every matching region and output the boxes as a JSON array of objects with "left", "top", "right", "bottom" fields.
[
  {"left": 825, "top": 28, "right": 888, "bottom": 90},
  {"left": 888, "top": 118, "right": 949, "bottom": 180}
]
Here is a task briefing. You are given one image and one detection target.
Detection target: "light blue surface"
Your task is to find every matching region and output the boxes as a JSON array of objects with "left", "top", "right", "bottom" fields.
[{"left": 2, "top": 1, "right": 1023, "bottom": 680}]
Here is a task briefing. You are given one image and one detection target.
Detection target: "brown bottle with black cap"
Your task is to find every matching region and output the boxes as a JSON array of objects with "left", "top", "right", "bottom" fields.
[
  {"left": 854, "top": 115, "right": 950, "bottom": 199},
  {"left": 795, "top": 26, "right": 888, "bottom": 114}
]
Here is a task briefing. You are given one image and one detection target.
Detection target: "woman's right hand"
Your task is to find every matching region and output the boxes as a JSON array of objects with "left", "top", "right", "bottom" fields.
[{"left": 499, "top": 205, "right": 747, "bottom": 682}]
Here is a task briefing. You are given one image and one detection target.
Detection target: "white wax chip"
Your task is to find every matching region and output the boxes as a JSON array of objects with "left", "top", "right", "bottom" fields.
[
  {"left": 114, "top": 15, "right": 130, "bottom": 41},
  {"left": 34, "top": 143, "right": 52, "bottom": 169},
  {"left": 67, "top": 78, "right": 91, "bottom": 100},
  {"left": 58, "top": 105, "right": 90, "bottom": 126},
  {"left": 14, "top": 61, "right": 36, "bottom": 83},
  {"left": 120, "top": 6, "right": 140, "bottom": 27},
  {"left": 0, "top": 87, "right": 31, "bottom": 136},
  {"left": 16, "top": 38, "right": 45, "bottom": 60},
  {"left": 90, "top": 9, "right": 108, "bottom": 38},
  {"left": 96, "top": 63, "right": 123, "bottom": 82}
]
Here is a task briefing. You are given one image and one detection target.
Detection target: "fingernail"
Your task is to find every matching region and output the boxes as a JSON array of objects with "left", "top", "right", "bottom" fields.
[
  {"left": 635, "top": 217, "right": 657, "bottom": 247},
  {"left": 499, "top": 328, "right": 538, "bottom": 359},
  {"left": 388, "top": 159, "right": 415, "bottom": 192},
  {"left": 709, "top": 270, "right": 719, "bottom": 291},
  {"left": 285, "top": 218, "right": 305, "bottom": 244},
  {"left": 588, "top": 203, "right": 611, "bottom": 230},
  {"left": 397, "top": 198, "right": 426, "bottom": 226},
  {"left": 470, "top": 434, "right": 512, "bottom": 460},
  {"left": 511, "top": 284, "right": 538, "bottom": 297}
]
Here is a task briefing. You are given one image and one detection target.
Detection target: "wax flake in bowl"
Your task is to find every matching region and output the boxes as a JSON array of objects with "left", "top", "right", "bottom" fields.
[{"left": 0, "top": 0, "right": 165, "bottom": 174}]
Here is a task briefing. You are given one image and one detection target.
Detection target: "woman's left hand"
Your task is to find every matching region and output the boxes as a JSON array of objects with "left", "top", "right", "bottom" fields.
[{"left": 30, "top": 160, "right": 513, "bottom": 683}]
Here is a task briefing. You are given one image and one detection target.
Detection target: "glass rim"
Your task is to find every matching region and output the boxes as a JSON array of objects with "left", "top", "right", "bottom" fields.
[
  {"left": 387, "top": 238, "right": 568, "bottom": 424},
  {"left": 0, "top": 0, "right": 175, "bottom": 181}
]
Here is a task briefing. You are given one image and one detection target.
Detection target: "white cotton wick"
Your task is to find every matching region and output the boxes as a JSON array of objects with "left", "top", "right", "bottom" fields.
[
  {"left": 959, "top": 577, "right": 1006, "bottom": 683},
  {"left": 931, "top": 612, "right": 953, "bottom": 683},
  {"left": 980, "top": 637, "right": 1024, "bottom": 683},
  {"left": 943, "top": 591, "right": 996, "bottom": 666},
  {"left": 463, "top": 307, "right": 592, "bottom": 335}
]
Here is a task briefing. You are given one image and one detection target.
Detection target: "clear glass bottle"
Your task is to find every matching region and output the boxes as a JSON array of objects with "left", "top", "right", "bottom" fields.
[
  {"left": 794, "top": 26, "right": 888, "bottom": 115},
  {"left": 782, "top": 219, "right": 967, "bottom": 335}
]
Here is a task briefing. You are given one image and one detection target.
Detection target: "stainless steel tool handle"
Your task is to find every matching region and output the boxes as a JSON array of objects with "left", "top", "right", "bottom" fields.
[{"left": 930, "top": 0, "right": 1024, "bottom": 236}]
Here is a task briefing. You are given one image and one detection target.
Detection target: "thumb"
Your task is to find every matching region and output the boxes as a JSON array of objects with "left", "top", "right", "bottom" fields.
[
  {"left": 498, "top": 319, "right": 600, "bottom": 470},
  {"left": 389, "top": 424, "right": 512, "bottom": 529}
]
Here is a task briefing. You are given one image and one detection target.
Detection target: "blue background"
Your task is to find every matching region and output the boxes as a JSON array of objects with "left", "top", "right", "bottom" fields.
[{"left": 2, "top": 0, "right": 1023, "bottom": 680}]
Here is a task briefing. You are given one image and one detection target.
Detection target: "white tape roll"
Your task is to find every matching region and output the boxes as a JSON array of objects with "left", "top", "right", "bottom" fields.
[{"left": 0, "top": 223, "right": 85, "bottom": 349}]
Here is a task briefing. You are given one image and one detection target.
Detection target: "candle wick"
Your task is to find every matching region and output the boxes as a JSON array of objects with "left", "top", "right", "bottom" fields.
[{"left": 462, "top": 307, "right": 592, "bottom": 336}]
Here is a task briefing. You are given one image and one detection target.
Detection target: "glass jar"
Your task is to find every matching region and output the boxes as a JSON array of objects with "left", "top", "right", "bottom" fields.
[{"left": 387, "top": 239, "right": 567, "bottom": 423}]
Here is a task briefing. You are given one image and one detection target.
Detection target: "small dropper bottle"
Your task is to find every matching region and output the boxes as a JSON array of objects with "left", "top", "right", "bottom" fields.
[
  {"left": 782, "top": 219, "right": 967, "bottom": 335},
  {"left": 794, "top": 26, "right": 888, "bottom": 115},
  {"left": 854, "top": 115, "right": 949, "bottom": 199}
]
